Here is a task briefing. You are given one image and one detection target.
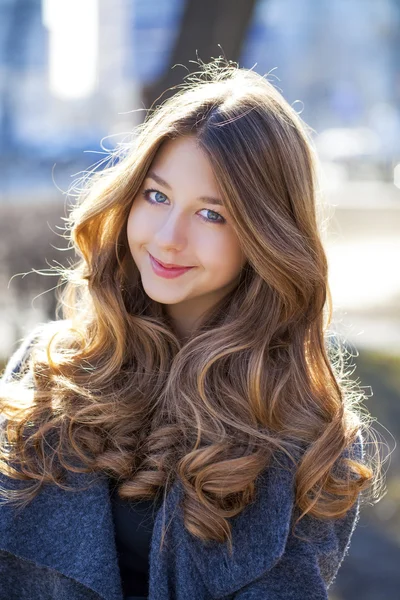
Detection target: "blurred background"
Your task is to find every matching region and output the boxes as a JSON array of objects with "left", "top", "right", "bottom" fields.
[{"left": 0, "top": 0, "right": 398, "bottom": 597}]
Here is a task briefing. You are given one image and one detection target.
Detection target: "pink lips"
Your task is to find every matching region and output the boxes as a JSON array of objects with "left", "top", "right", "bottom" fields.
[{"left": 149, "top": 253, "right": 195, "bottom": 279}]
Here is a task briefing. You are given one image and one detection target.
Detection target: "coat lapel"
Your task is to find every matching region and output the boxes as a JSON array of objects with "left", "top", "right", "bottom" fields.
[
  {"left": 173, "top": 452, "right": 296, "bottom": 598},
  {"left": 0, "top": 468, "right": 123, "bottom": 600}
]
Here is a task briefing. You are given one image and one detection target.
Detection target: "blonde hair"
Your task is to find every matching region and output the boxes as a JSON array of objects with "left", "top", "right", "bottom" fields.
[{"left": 0, "top": 58, "right": 381, "bottom": 554}]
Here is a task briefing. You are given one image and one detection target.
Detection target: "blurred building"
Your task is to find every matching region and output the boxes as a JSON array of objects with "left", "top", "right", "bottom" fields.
[{"left": 0, "top": 0, "right": 138, "bottom": 200}]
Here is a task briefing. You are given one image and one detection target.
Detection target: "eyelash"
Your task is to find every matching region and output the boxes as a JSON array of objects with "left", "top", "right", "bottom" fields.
[{"left": 142, "top": 188, "right": 226, "bottom": 225}]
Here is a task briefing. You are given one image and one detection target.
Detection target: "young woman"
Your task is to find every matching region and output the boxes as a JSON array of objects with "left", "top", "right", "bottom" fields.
[{"left": 0, "top": 59, "right": 379, "bottom": 600}]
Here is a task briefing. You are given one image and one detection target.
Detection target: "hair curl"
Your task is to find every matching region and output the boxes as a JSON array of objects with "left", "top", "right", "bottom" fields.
[{"left": 0, "top": 57, "right": 382, "bottom": 554}]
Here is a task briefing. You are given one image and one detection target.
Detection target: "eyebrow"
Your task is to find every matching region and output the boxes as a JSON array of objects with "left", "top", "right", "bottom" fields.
[{"left": 146, "top": 170, "right": 224, "bottom": 207}]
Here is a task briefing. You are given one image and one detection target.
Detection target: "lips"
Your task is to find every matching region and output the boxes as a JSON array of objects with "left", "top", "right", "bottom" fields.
[
  {"left": 148, "top": 253, "right": 195, "bottom": 279},
  {"left": 150, "top": 254, "right": 193, "bottom": 269}
]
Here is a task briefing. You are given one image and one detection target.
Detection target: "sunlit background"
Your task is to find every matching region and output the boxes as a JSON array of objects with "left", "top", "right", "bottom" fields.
[{"left": 0, "top": 1, "right": 399, "bottom": 598}]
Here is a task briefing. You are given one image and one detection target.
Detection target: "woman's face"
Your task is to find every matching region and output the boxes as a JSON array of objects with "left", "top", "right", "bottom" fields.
[{"left": 126, "top": 135, "right": 247, "bottom": 338}]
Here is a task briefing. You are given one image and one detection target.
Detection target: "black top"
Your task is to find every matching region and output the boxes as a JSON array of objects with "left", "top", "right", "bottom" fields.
[{"left": 109, "top": 479, "right": 161, "bottom": 600}]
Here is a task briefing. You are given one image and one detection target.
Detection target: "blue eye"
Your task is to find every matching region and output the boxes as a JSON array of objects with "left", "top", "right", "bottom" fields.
[
  {"left": 142, "top": 188, "right": 226, "bottom": 225},
  {"left": 144, "top": 189, "right": 167, "bottom": 204}
]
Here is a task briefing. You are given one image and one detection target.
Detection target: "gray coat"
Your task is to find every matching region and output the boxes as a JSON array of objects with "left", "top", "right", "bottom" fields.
[{"left": 0, "top": 326, "right": 363, "bottom": 600}]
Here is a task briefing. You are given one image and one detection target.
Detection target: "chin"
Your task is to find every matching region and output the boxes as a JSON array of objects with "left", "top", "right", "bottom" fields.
[{"left": 141, "top": 285, "right": 187, "bottom": 305}]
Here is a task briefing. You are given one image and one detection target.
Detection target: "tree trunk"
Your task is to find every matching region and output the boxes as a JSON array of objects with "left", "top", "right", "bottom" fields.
[{"left": 141, "top": 0, "right": 257, "bottom": 110}]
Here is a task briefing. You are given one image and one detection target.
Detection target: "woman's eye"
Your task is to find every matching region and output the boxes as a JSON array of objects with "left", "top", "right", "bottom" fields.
[
  {"left": 142, "top": 188, "right": 226, "bottom": 225},
  {"left": 198, "top": 209, "right": 225, "bottom": 224},
  {"left": 143, "top": 189, "right": 167, "bottom": 204}
]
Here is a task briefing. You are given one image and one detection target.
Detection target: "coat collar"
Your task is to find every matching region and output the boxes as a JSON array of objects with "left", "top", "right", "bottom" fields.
[
  {"left": 0, "top": 468, "right": 124, "bottom": 600},
  {"left": 176, "top": 454, "right": 295, "bottom": 598},
  {"left": 0, "top": 453, "right": 295, "bottom": 600}
]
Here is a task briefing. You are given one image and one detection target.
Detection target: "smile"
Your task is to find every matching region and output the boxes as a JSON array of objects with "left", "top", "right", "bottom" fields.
[{"left": 148, "top": 253, "right": 195, "bottom": 279}]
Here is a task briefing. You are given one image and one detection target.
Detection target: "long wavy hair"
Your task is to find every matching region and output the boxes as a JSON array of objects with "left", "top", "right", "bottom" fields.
[{"left": 0, "top": 58, "right": 381, "bottom": 553}]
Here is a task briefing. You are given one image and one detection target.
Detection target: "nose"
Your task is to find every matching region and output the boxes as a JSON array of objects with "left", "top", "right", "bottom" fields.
[{"left": 153, "top": 210, "right": 188, "bottom": 252}]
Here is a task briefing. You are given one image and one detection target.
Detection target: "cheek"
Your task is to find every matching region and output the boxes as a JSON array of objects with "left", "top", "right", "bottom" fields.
[
  {"left": 199, "top": 231, "right": 245, "bottom": 279},
  {"left": 127, "top": 202, "right": 151, "bottom": 249}
]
